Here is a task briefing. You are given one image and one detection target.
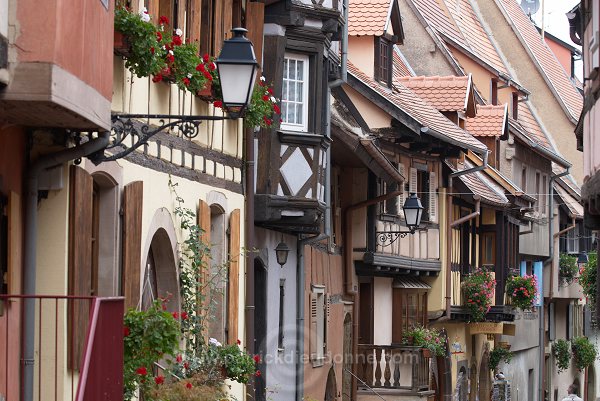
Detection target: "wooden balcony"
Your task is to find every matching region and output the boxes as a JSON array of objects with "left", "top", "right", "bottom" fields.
[{"left": 356, "top": 345, "right": 432, "bottom": 394}]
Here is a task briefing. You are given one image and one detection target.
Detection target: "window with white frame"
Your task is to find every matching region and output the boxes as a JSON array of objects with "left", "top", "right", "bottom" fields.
[{"left": 281, "top": 53, "right": 309, "bottom": 132}]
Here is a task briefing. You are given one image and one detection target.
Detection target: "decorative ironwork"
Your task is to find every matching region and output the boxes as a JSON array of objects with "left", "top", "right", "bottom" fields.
[
  {"left": 90, "top": 113, "right": 230, "bottom": 163},
  {"left": 376, "top": 229, "right": 415, "bottom": 247}
]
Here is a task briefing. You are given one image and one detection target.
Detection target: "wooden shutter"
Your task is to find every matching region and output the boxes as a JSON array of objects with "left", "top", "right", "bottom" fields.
[
  {"left": 122, "top": 181, "right": 143, "bottom": 311},
  {"left": 227, "top": 209, "right": 240, "bottom": 345},
  {"left": 409, "top": 167, "right": 417, "bottom": 195},
  {"left": 309, "top": 292, "right": 318, "bottom": 359},
  {"left": 68, "top": 165, "right": 93, "bottom": 370},
  {"left": 7, "top": 191, "right": 22, "bottom": 294},
  {"left": 397, "top": 163, "right": 406, "bottom": 214},
  {"left": 392, "top": 289, "right": 403, "bottom": 344},
  {"left": 187, "top": 0, "right": 202, "bottom": 45},
  {"left": 197, "top": 198, "right": 211, "bottom": 340},
  {"left": 324, "top": 293, "right": 331, "bottom": 349},
  {"left": 429, "top": 171, "right": 438, "bottom": 223},
  {"left": 246, "top": 2, "right": 265, "bottom": 69}
]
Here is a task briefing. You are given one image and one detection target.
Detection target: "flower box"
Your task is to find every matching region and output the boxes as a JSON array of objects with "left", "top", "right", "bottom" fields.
[
  {"left": 196, "top": 82, "right": 216, "bottom": 101},
  {"left": 114, "top": 30, "right": 131, "bottom": 58}
]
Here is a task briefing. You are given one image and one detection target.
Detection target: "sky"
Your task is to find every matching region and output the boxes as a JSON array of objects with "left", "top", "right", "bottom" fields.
[{"left": 524, "top": 0, "right": 582, "bottom": 79}]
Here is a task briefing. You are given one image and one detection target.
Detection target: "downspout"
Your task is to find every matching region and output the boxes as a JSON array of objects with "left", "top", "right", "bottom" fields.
[
  {"left": 245, "top": 126, "right": 256, "bottom": 397},
  {"left": 23, "top": 132, "right": 109, "bottom": 401},
  {"left": 296, "top": 5, "right": 345, "bottom": 395},
  {"left": 538, "top": 167, "right": 569, "bottom": 401}
]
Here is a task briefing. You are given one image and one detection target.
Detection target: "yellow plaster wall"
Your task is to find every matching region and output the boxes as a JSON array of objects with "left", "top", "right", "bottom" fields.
[
  {"left": 343, "top": 84, "right": 392, "bottom": 129},
  {"left": 348, "top": 36, "right": 375, "bottom": 79}
]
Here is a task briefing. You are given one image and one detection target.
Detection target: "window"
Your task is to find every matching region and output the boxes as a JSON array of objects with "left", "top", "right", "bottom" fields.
[
  {"left": 281, "top": 54, "right": 309, "bottom": 132},
  {"left": 209, "top": 204, "right": 228, "bottom": 344},
  {"left": 481, "top": 232, "right": 495, "bottom": 267},
  {"left": 535, "top": 172, "right": 541, "bottom": 213},
  {"left": 309, "top": 285, "right": 326, "bottom": 366},
  {"left": 409, "top": 163, "right": 437, "bottom": 223},
  {"left": 541, "top": 175, "right": 547, "bottom": 215},
  {"left": 392, "top": 289, "right": 428, "bottom": 343},
  {"left": 374, "top": 37, "right": 392, "bottom": 87},
  {"left": 521, "top": 166, "right": 527, "bottom": 193},
  {"left": 278, "top": 279, "right": 285, "bottom": 350},
  {"left": 512, "top": 93, "right": 519, "bottom": 119},
  {"left": 491, "top": 80, "right": 498, "bottom": 105}
]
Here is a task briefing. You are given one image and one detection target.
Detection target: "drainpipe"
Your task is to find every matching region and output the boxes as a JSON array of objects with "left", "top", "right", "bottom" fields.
[
  {"left": 327, "top": 0, "right": 348, "bottom": 89},
  {"left": 537, "top": 167, "right": 569, "bottom": 401},
  {"left": 23, "top": 132, "right": 109, "bottom": 401},
  {"left": 245, "top": 126, "right": 256, "bottom": 398}
]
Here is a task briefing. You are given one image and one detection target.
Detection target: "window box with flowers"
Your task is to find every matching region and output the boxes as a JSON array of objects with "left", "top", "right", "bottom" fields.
[
  {"left": 401, "top": 325, "right": 446, "bottom": 357},
  {"left": 505, "top": 274, "right": 537, "bottom": 310},
  {"left": 461, "top": 268, "right": 496, "bottom": 322},
  {"left": 559, "top": 253, "right": 578, "bottom": 286}
]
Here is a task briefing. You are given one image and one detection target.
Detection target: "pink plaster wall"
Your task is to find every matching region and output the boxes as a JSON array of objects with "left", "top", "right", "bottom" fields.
[
  {"left": 544, "top": 37, "right": 572, "bottom": 78},
  {"left": 15, "top": 0, "right": 114, "bottom": 99}
]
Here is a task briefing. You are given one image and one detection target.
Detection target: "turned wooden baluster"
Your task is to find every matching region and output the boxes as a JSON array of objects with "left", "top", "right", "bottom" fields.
[
  {"left": 357, "top": 347, "right": 365, "bottom": 385},
  {"left": 384, "top": 348, "right": 392, "bottom": 387},
  {"left": 393, "top": 349, "right": 401, "bottom": 387},
  {"left": 365, "top": 347, "right": 374, "bottom": 387},
  {"left": 374, "top": 347, "right": 382, "bottom": 387}
]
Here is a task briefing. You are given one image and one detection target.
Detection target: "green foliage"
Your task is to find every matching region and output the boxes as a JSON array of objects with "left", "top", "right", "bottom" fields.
[
  {"left": 506, "top": 274, "right": 537, "bottom": 310},
  {"left": 552, "top": 339, "right": 571, "bottom": 373},
  {"left": 559, "top": 253, "right": 579, "bottom": 286},
  {"left": 401, "top": 325, "right": 446, "bottom": 357},
  {"left": 243, "top": 78, "right": 280, "bottom": 129},
  {"left": 462, "top": 268, "right": 496, "bottom": 322},
  {"left": 571, "top": 336, "right": 597, "bottom": 371},
  {"left": 218, "top": 342, "right": 258, "bottom": 384},
  {"left": 114, "top": 7, "right": 163, "bottom": 77},
  {"left": 579, "top": 252, "right": 597, "bottom": 306},
  {"left": 489, "top": 347, "right": 513, "bottom": 372},
  {"left": 123, "top": 299, "right": 180, "bottom": 401}
]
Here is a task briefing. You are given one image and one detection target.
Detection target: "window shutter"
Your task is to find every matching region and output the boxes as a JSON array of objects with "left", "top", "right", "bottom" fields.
[
  {"left": 429, "top": 171, "right": 438, "bottom": 223},
  {"left": 245, "top": 2, "right": 265, "bottom": 68},
  {"left": 187, "top": 0, "right": 202, "bottom": 45},
  {"left": 68, "top": 166, "right": 93, "bottom": 370},
  {"left": 122, "top": 181, "right": 143, "bottom": 311},
  {"left": 409, "top": 167, "right": 417, "bottom": 195},
  {"left": 227, "top": 209, "right": 240, "bottom": 345},
  {"left": 398, "top": 164, "right": 406, "bottom": 214},
  {"left": 197, "top": 199, "right": 211, "bottom": 339},
  {"left": 324, "top": 293, "right": 331, "bottom": 349},
  {"left": 309, "top": 292, "right": 318, "bottom": 359}
]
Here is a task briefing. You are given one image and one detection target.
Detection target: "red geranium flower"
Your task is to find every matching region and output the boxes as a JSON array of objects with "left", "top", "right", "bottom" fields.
[
  {"left": 156, "top": 31, "right": 163, "bottom": 41},
  {"left": 173, "top": 36, "right": 182, "bottom": 46},
  {"left": 196, "top": 63, "right": 205, "bottom": 72},
  {"left": 268, "top": 88, "right": 274, "bottom": 94},
  {"left": 159, "top": 15, "right": 169, "bottom": 25},
  {"left": 203, "top": 71, "right": 212, "bottom": 81},
  {"left": 209, "top": 62, "right": 216, "bottom": 71},
  {"left": 184, "top": 361, "right": 190, "bottom": 369},
  {"left": 136, "top": 366, "right": 148, "bottom": 376},
  {"left": 172, "top": 312, "right": 179, "bottom": 319},
  {"left": 214, "top": 100, "right": 223, "bottom": 108},
  {"left": 253, "top": 355, "right": 261, "bottom": 363},
  {"left": 150, "top": 47, "right": 155, "bottom": 54},
  {"left": 273, "top": 104, "right": 281, "bottom": 114},
  {"left": 255, "top": 370, "right": 261, "bottom": 377},
  {"left": 203, "top": 54, "right": 210, "bottom": 63},
  {"left": 166, "top": 54, "right": 175, "bottom": 63},
  {"left": 165, "top": 43, "right": 173, "bottom": 51},
  {"left": 237, "top": 339, "right": 241, "bottom": 345},
  {"left": 152, "top": 74, "right": 163, "bottom": 83},
  {"left": 124, "top": 326, "right": 130, "bottom": 337},
  {"left": 181, "top": 311, "right": 188, "bottom": 320},
  {"left": 183, "top": 77, "right": 190, "bottom": 87},
  {"left": 154, "top": 375, "right": 165, "bottom": 385},
  {"left": 176, "top": 354, "right": 183, "bottom": 363},
  {"left": 262, "top": 95, "right": 269, "bottom": 101},
  {"left": 186, "top": 382, "right": 193, "bottom": 389}
]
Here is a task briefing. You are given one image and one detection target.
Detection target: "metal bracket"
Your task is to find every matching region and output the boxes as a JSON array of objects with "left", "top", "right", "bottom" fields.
[
  {"left": 375, "top": 229, "right": 415, "bottom": 247},
  {"left": 90, "top": 113, "right": 230, "bottom": 164}
]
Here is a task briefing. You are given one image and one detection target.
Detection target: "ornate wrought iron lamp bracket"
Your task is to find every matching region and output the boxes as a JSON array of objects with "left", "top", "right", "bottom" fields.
[
  {"left": 89, "top": 113, "right": 231, "bottom": 164},
  {"left": 375, "top": 229, "right": 416, "bottom": 247}
]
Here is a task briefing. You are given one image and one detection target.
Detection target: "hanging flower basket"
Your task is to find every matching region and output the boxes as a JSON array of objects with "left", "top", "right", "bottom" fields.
[{"left": 505, "top": 274, "right": 537, "bottom": 310}]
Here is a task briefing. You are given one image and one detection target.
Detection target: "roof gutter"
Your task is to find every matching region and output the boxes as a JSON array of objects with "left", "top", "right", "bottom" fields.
[{"left": 420, "top": 126, "right": 487, "bottom": 156}]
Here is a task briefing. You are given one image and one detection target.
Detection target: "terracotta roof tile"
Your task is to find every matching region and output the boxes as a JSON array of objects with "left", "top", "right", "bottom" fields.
[
  {"left": 348, "top": 0, "right": 390, "bottom": 37},
  {"left": 555, "top": 183, "right": 583, "bottom": 218},
  {"left": 514, "top": 101, "right": 551, "bottom": 149},
  {"left": 466, "top": 105, "right": 507, "bottom": 137},
  {"left": 410, "top": 0, "right": 467, "bottom": 49},
  {"left": 347, "top": 62, "right": 487, "bottom": 153},
  {"left": 393, "top": 48, "right": 414, "bottom": 78},
  {"left": 497, "top": 0, "right": 582, "bottom": 122},
  {"left": 447, "top": 159, "right": 510, "bottom": 207},
  {"left": 395, "top": 75, "right": 470, "bottom": 112}
]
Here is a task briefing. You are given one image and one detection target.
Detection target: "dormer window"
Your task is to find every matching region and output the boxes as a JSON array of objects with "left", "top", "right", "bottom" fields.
[{"left": 375, "top": 37, "right": 393, "bottom": 87}]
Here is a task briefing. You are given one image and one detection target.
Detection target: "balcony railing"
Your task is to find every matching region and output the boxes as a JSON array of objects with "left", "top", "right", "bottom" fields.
[
  {"left": 356, "top": 345, "right": 431, "bottom": 392},
  {"left": 0, "top": 295, "right": 124, "bottom": 401}
]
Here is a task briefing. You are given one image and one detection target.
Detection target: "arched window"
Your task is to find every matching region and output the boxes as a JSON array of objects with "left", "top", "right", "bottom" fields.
[{"left": 209, "top": 204, "right": 228, "bottom": 343}]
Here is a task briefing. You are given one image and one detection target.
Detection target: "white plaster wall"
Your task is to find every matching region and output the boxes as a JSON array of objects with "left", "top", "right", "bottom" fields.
[
  {"left": 255, "top": 227, "right": 298, "bottom": 401},
  {"left": 503, "top": 347, "right": 540, "bottom": 401},
  {"left": 373, "top": 277, "right": 393, "bottom": 345}
]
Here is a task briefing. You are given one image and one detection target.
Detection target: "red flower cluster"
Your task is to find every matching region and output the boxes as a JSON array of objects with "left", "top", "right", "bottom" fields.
[
  {"left": 154, "top": 375, "right": 165, "bottom": 385},
  {"left": 159, "top": 15, "right": 169, "bottom": 25},
  {"left": 136, "top": 366, "right": 148, "bottom": 376},
  {"left": 124, "top": 326, "right": 130, "bottom": 337}
]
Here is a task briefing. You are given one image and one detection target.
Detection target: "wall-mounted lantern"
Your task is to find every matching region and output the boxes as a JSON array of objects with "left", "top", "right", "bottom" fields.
[
  {"left": 376, "top": 193, "right": 424, "bottom": 246},
  {"left": 275, "top": 241, "right": 290, "bottom": 268}
]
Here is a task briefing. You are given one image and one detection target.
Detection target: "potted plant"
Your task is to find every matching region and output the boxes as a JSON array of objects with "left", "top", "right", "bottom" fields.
[
  {"left": 552, "top": 339, "right": 571, "bottom": 373},
  {"left": 401, "top": 325, "right": 446, "bottom": 357},
  {"left": 207, "top": 339, "right": 259, "bottom": 384},
  {"left": 505, "top": 274, "right": 537, "bottom": 310},
  {"left": 559, "top": 253, "right": 578, "bottom": 286},
  {"left": 242, "top": 76, "right": 281, "bottom": 129},
  {"left": 461, "top": 267, "right": 496, "bottom": 322},
  {"left": 571, "top": 336, "right": 597, "bottom": 371},
  {"left": 489, "top": 347, "right": 513, "bottom": 372},
  {"left": 578, "top": 252, "right": 597, "bottom": 306}
]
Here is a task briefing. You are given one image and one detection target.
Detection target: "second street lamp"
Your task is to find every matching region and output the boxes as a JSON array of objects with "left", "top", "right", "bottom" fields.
[{"left": 376, "top": 193, "right": 425, "bottom": 246}]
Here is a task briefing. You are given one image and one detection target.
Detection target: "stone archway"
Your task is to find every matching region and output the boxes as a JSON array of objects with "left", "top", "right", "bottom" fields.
[
  {"left": 478, "top": 344, "right": 491, "bottom": 401},
  {"left": 141, "top": 227, "right": 179, "bottom": 311},
  {"left": 325, "top": 367, "right": 338, "bottom": 401}
]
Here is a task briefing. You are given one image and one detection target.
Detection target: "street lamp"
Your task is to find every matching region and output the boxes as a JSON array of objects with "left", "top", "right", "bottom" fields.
[
  {"left": 216, "top": 27, "right": 259, "bottom": 119},
  {"left": 376, "top": 193, "right": 424, "bottom": 246},
  {"left": 94, "top": 27, "right": 260, "bottom": 163},
  {"left": 275, "top": 241, "right": 290, "bottom": 268}
]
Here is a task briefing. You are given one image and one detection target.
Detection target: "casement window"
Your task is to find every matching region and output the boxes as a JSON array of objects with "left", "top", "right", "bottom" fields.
[
  {"left": 374, "top": 37, "right": 392, "bottom": 87},
  {"left": 309, "top": 285, "right": 328, "bottom": 366},
  {"left": 281, "top": 53, "right": 310, "bottom": 132},
  {"left": 481, "top": 232, "right": 496, "bottom": 267},
  {"left": 408, "top": 164, "right": 437, "bottom": 223},
  {"left": 392, "top": 289, "right": 428, "bottom": 344},
  {"left": 377, "top": 163, "right": 406, "bottom": 218}
]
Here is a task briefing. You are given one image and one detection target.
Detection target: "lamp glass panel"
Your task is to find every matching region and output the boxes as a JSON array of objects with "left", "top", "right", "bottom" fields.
[
  {"left": 276, "top": 249, "right": 288, "bottom": 266},
  {"left": 404, "top": 207, "right": 420, "bottom": 227},
  {"left": 218, "top": 63, "right": 256, "bottom": 105}
]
